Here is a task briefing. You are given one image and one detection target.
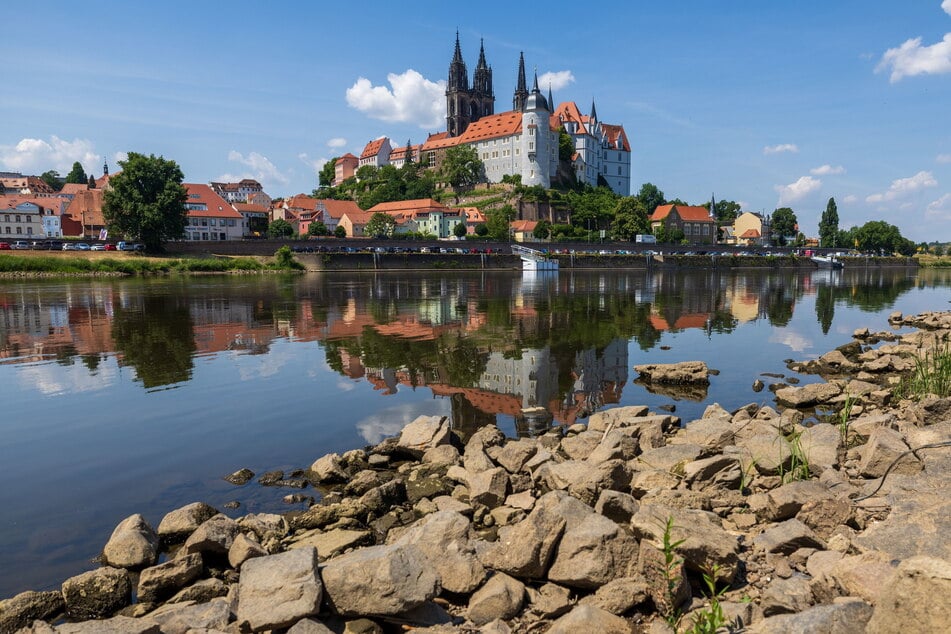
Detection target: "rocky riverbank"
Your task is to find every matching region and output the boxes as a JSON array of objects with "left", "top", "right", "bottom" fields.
[{"left": 2, "top": 312, "right": 950, "bottom": 633}]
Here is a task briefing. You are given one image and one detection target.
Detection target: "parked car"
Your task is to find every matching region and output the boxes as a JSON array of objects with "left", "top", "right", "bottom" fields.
[
  {"left": 117, "top": 241, "right": 135, "bottom": 251},
  {"left": 11, "top": 240, "right": 30, "bottom": 250},
  {"left": 75, "top": 243, "right": 91, "bottom": 251},
  {"left": 0, "top": 242, "right": 11, "bottom": 250},
  {"left": 62, "top": 243, "right": 78, "bottom": 251},
  {"left": 90, "top": 244, "right": 105, "bottom": 251},
  {"left": 104, "top": 243, "right": 117, "bottom": 251}
]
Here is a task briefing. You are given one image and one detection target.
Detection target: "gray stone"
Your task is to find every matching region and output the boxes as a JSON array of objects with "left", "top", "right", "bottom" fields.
[
  {"left": 478, "top": 491, "right": 569, "bottom": 579},
  {"left": 635, "top": 443, "right": 704, "bottom": 473},
  {"left": 0, "top": 590, "right": 64, "bottom": 634},
  {"left": 421, "top": 444, "right": 460, "bottom": 467},
  {"left": 61, "top": 566, "right": 131, "bottom": 620},
  {"left": 753, "top": 518, "right": 825, "bottom": 554},
  {"left": 56, "top": 615, "right": 161, "bottom": 633},
  {"left": 867, "top": 556, "right": 951, "bottom": 634},
  {"left": 674, "top": 417, "right": 735, "bottom": 450},
  {"left": 287, "top": 528, "right": 372, "bottom": 562},
  {"left": 814, "top": 551, "right": 898, "bottom": 604},
  {"left": 309, "top": 452, "right": 349, "bottom": 483},
  {"left": 859, "top": 426, "right": 922, "bottom": 478},
  {"left": 102, "top": 514, "right": 159, "bottom": 569},
  {"left": 392, "top": 510, "right": 486, "bottom": 594},
  {"left": 760, "top": 573, "right": 814, "bottom": 615},
  {"left": 586, "top": 429, "right": 640, "bottom": 464},
  {"left": 165, "top": 577, "right": 227, "bottom": 604},
  {"left": 548, "top": 511, "right": 639, "bottom": 589},
  {"left": 582, "top": 576, "right": 649, "bottom": 615},
  {"left": 236, "top": 547, "right": 322, "bottom": 632},
  {"left": 136, "top": 552, "right": 202, "bottom": 604},
  {"left": 586, "top": 405, "right": 650, "bottom": 431},
  {"left": 775, "top": 382, "right": 841, "bottom": 408},
  {"left": 683, "top": 455, "right": 741, "bottom": 489},
  {"left": 286, "top": 618, "right": 336, "bottom": 633},
  {"left": 397, "top": 415, "right": 451, "bottom": 457},
  {"left": 526, "top": 582, "right": 573, "bottom": 618},
  {"left": 797, "top": 496, "right": 853, "bottom": 539},
  {"left": 468, "top": 467, "right": 510, "bottom": 509},
  {"left": 146, "top": 597, "right": 230, "bottom": 634},
  {"left": 766, "top": 480, "right": 833, "bottom": 521},
  {"left": 630, "top": 503, "right": 740, "bottom": 583},
  {"left": 634, "top": 361, "right": 710, "bottom": 384},
  {"left": 321, "top": 544, "right": 438, "bottom": 617},
  {"left": 156, "top": 502, "right": 218, "bottom": 542},
  {"left": 749, "top": 598, "right": 872, "bottom": 634},
  {"left": 466, "top": 573, "right": 525, "bottom": 626},
  {"left": 594, "top": 490, "right": 639, "bottom": 525},
  {"left": 181, "top": 513, "right": 241, "bottom": 557},
  {"left": 237, "top": 512, "right": 288, "bottom": 542},
  {"left": 491, "top": 439, "right": 537, "bottom": 473},
  {"left": 798, "top": 424, "right": 842, "bottom": 474},
  {"left": 228, "top": 532, "right": 267, "bottom": 568},
  {"left": 545, "top": 604, "right": 633, "bottom": 634},
  {"left": 224, "top": 468, "right": 254, "bottom": 485}
]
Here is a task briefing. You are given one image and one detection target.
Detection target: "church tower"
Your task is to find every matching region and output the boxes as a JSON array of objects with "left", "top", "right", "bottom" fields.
[
  {"left": 520, "top": 72, "right": 551, "bottom": 187},
  {"left": 513, "top": 52, "right": 528, "bottom": 112},
  {"left": 446, "top": 33, "right": 495, "bottom": 137}
]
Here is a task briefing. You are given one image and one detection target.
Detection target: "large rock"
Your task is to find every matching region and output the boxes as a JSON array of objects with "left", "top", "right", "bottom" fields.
[
  {"left": 228, "top": 532, "right": 268, "bottom": 568},
  {"left": 287, "top": 528, "right": 371, "bottom": 562},
  {"left": 545, "top": 604, "right": 633, "bottom": 634},
  {"left": 634, "top": 361, "right": 710, "bottom": 384},
  {"left": 101, "top": 514, "right": 159, "bottom": 568},
  {"left": 181, "top": 513, "right": 241, "bottom": 557},
  {"left": 581, "top": 576, "right": 649, "bottom": 615},
  {"left": 466, "top": 573, "right": 525, "bottom": 626},
  {"left": 61, "top": 566, "right": 131, "bottom": 619},
  {"left": 775, "top": 382, "right": 841, "bottom": 407},
  {"left": 586, "top": 429, "right": 640, "bottom": 463},
  {"left": 321, "top": 544, "right": 439, "bottom": 617},
  {"left": 630, "top": 503, "right": 740, "bottom": 583},
  {"left": 859, "top": 426, "right": 922, "bottom": 478},
  {"left": 156, "top": 502, "right": 218, "bottom": 542},
  {"left": 753, "top": 518, "right": 825, "bottom": 554},
  {"left": 867, "top": 556, "right": 951, "bottom": 634},
  {"left": 308, "top": 453, "right": 349, "bottom": 483},
  {"left": 766, "top": 480, "right": 833, "bottom": 521},
  {"left": 136, "top": 552, "right": 203, "bottom": 604},
  {"left": 798, "top": 424, "right": 842, "bottom": 473},
  {"left": 478, "top": 491, "right": 568, "bottom": 579},
  {"left": 635, "top": 443, "right": 704, "bottom": 473},
  {"left": 468, "top": 467, "right": 510, "bottom": 509},
  {"left": 673, "top": 417, "right": 735, "bottom": 450},
  {"left": 749, "top": 598, "right": 872, "bottom": 634},
  {"left": 813, "top": 551, "right": 897, "bottom": 604},
  {"left": 0, "top": 590, "right": 64, "bottom": 634},
  {"left": 56, "top": 615, "right": 160, "bottom": 633},
  {"left": 235, "top": 547, "right": 322, "bottom": 632},
  {"left": 760, "top": 573, "right": 814, "bottom": 615},
  {"left": 146, "top": 597, "right": 231, "bottom": 634},
  {"left": 392, "top": 510, "right": 486, "bottom": 594},
  {"left": 397, "top": 415, "right": 451, "bottom": 457},
  {"left": 548, "top": 511, "right": 639, "bottom": 588},
  {"left": 491, "top": 439, "right": 537, "bottom": 474}
]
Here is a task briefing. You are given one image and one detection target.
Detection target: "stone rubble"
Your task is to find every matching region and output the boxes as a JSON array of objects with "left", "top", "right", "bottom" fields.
[{"left": 2, "top": 312, "right": 950, "bottom": 633}]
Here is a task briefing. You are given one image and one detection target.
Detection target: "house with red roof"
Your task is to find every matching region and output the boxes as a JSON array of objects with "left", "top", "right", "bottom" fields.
[
  {"left": 333, "top": 153, "right": 359, "bottom": 186},
  {"left": 309, "top": 199, "right": 363, "bottom": 235},
  {"left": 389, "top": 143, "right": 422, "bottom": 169},
  {"left": 732, "top": 212, "right": 768, "bottom": 246},
  {"left": 209, "top": 179, "right": 264, "bottom": 204},
  {"left": 338, "top": 209, "right": 374, "bottom": 238},
  {"left": 367, "top": 198, "right": 464, "bottom": 238},
  {"left": 359, "top": 138, "right": 392, "bottom": 169},
  {"left": 552, "top": 101, "right": 631, "bottom": 196},
  {"left": 650, "top": 204, "right": 717, "bottom": 244},
  {"left": 0, "top": 195, "right": 65, "bottom": 239},
  {"left": 232, "top": 202, "right": 270, "bottom": 237},
  {"left": 62, "top": 190, "right": 105, "bottom": 238},
  {"left": 182, "top": 184, "right": 244, "bottom": 241}
]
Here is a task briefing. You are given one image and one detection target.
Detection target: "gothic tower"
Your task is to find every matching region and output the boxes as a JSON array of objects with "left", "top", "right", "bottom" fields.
[
  {"left": 446, "top": 33, "right": 495, "bottom": 137},
  {"left": 520, "top": 72, "right": 551, "bottom": 187},
  {"left": 513, "top": 52, "right": 528, "bottom": 112}
]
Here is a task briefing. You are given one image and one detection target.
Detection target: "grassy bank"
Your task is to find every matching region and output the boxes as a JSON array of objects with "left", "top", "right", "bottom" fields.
[
  {"left": 915, "top": 254, "right": 951, "bottom": 267},
  {"left": 0, "top": 253, "right": 272, "bottom": 275}
]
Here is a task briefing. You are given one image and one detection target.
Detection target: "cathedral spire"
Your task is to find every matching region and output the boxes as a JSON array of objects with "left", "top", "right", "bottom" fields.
[
  {"left": 589, "top": 99, "right": 598, "bottom": 123},
  {"left": 453, "top": 30, "right": 463, "bottom": 64},
  {"left": 513, "top": 52, "right": 528, "bottom": 111},
  {"left": 548, "top": 82, "right": 554, "bottom": 111},
  {"left": 477, "top": 38, "right": 487, "bottom": 68}
]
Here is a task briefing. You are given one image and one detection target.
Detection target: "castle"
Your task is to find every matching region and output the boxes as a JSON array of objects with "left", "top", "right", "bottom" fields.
[{"left": 357, "top": 35, "right": 631, "bottom": 195}]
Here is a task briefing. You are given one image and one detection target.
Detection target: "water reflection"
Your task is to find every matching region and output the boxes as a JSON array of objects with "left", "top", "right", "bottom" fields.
[{"left": 0, "top": 267, "right": 926, "bottom": 420}]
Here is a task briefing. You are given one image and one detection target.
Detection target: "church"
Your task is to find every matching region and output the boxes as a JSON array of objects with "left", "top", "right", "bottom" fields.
[{"left": 419, "top": 34, "right": 632, "bottom": 195}]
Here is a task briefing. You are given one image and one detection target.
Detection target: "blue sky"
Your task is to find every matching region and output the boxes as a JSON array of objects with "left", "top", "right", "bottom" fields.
[{"left": 3, "top": 1, "right": 951, "bottom": 241}]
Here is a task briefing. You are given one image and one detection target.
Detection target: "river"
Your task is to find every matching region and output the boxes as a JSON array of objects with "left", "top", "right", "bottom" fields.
[{"left": 0, "top": 266, "right": 945, "bottom": 598}]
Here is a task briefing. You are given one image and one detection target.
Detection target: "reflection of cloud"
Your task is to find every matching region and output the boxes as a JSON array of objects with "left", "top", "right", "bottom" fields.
[
  {"left": 18, "top": 360, "right": 117, "bottom": 396},
  {"left": 234, "top": 347, "right": 292, "bottom": 380},
  {"left": 768, "top": 329, "right": 813, "bottom": 353},
  {"left": 336, "top": 379, "right": 357, "bottom": 392},
  {"left": 355, "top": 401, "right": 450, "bottom": 445}
]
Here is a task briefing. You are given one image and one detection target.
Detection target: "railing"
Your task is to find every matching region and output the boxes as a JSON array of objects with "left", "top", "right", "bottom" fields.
[{"left": 511, "top": 244, "right": 556, "bottom": 263}]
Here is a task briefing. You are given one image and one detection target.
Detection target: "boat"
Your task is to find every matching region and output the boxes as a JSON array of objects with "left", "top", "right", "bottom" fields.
[
  {"left": 811, "top": 254, "right": 844, "bottom": 269},
  {"left": 511, "top": 244, "right": 559, "bottom": 271}
]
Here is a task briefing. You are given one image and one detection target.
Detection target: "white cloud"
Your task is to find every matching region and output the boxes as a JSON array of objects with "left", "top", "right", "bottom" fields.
[
  {"left": 219, "top": 150, "right": 290, "bottom": 188},
  {"left": 944, "top": 0, "right": 951, "bottom": 16},
  {"left": 926, "top": 193, "right": 951, "bottom": 220},
  {"left": 327, "top": 138, "right": 347, "bottom": 149},
  {"left": 112, "top": 151, "right": 128, "bottom": 166},
  {"left": 346, "top": 69, "right": 445, "bottom": 129},
  {"left": 538, "top": 70, "right": 575, "bottom": 92},
  {"left": 763, "top": 144, "right": 799, "bottom": 155},
  {"left": 876, "top": 33, "right": 951, "bottom": 83},
  {"left": 866, "top": 170, "right": 937, "bottom": 203},
  {"left": 0, "top": 136, "right": 101, "bottom": 174},
  {"left": 298, "top": 152, "right": 328, "bottom": 174},
  {"left": 843, "top": 194, "right": 858, "bottom": 204},
  {"left": 937, "top": 153, "right": 951, "bottom": 164},
  {"left": 775, "top": 176, "right": 822, "bottom": 205},
  {"left": 810, "top": 164, "right": 846, "bottom": 175}
]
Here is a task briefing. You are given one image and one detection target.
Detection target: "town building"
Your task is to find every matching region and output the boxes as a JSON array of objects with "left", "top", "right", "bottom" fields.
[
  {"left": 209, "top": 179, "right": 264, "bottom": 204},
  {"left": 650, "top": 204, "right": 717, "bottom": 244},
  {"left": 732, "top": 212, "right": 768, "bottom": 246},
  {"left": 389, "top": 143, "right": 422, "bottom": 169},
  {"left": 62, "top": 190, "right": 105, "bottom": 238},
  {"left": 359, "top": 138, "right": 392, "bottom": 169},
  {"left": 182, "top": 184, "right": 244, "bottom": 241},
  {"left": 367, "top": 198, "right": 465, "bottom": 238},
  {"left": 337, "top": 209, "right": 374, "bottom": 237},
  {"left": 333, "top": 153, "right": 359, "bottom": 186},
  {"left": 310, "top": 199, "right": 363, "bottom": 235},
  {"left": 0, "top": 196, "right": 59, "bottom": 239},
  {"left": 0, "top": 174, "right": 55, "bottom": 195},
  {"left": 232, "top": 202, "right": 270, "bottom": 237}
]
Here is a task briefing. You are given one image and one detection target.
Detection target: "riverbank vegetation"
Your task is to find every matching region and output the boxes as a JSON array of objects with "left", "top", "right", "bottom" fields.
[{"left": 0, "top": 249, "right": 306, "bottom": 275}]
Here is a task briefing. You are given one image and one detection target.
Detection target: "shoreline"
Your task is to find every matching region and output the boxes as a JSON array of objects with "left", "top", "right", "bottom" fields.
[{"left": 2, "top": 311, "right": 949, "bottom": 633}]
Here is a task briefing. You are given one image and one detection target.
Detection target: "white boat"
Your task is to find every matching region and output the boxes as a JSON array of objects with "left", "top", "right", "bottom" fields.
[
  {"left": 511, "top": 244, "right": 559, "bottom": 271},
  {"left": 811, "top": 255, "right": 843, "bottom": 269}
]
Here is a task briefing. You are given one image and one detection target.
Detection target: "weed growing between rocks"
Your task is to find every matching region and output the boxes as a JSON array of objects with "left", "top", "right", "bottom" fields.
[
  {"left": 838, "top": 393, "right": 855, "bottom": 446},
  {"left": 660, "top": 516, "right": 687, "bottom": 628},
  {"left": 778, "top": 429, "right": 811, "bottom": 483},
  {"left": 907, "top": 343, "right": 951, "bottom": 398},
  {"left": 685, "top": 565, "right": 729, "bottom": 634}
]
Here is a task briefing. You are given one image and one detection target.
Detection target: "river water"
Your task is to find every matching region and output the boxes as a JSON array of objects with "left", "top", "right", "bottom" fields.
[{"left": 0, "top": 266, "right": 946, "bottom": 598}]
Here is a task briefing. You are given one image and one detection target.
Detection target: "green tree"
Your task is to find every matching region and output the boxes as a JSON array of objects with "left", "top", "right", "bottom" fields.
[
  {"left": 87, "top": 174, "right": 96, "bottom": 188},
  {"left": 853, "top": 220, "right": 912, "bottom": 255},
  {"left": 102, "top": 152, "right": 188, "bottom": 252},
  {"left": 334, "top": 225, "right": 347, "bottom": 238},
  {"left": 453, "top": 221, "right": 468, "bottom": 238},
  {"left": 404, "top": 139, "right": 413, "bottom": 165},
  {"left": 558, "top": 127, "right": 574, "bottom": 162},
  {"left": 818, "top": 197, "right": 840, "bottom": 248},
  {"left": 704, "top": 199, "right": 741, "bottom": 224},
  {"left": 307, "top": 221, "right": 329, "bottom": 237},
  {"left": 475, "top": 223, "right": 489, "bottom": 237},
  {"left": 318, "top": 158, "right": 337, "bottom": 188},
  {"left": 365, "top": 212, "right": 397, "bottom": 238},
  {"left": 636, "top": 182, "right": 665, "bottom": 216},
  {"left": 611, "top": 196, "right": 649, "bottom": 240},
  {"left": 39, "top": 170, "right": 63, "bottom": 191},
  {"left": 439, "top": 145, "right": 483, "bottom": 190},
  {"left": 65, "top": 161, "right": 87, "bottom": 184},
  {"left": 486, "top": 205, "right": 516, "bottom": 240},
  {"left": 770, "top": 207, "right": 798, "bottom": 246},
  {"left": 533, "top": 219, "right": 552, "bottom": 240},
  {"left": 267, "top": 218, "right": 295, "bottom": 238}
]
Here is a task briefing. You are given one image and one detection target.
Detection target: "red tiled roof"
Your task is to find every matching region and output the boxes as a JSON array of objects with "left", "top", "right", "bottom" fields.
[
  {"left": 455, "top": 206, "right": 485, "bottom": 223},
  {"left": 64, "top": 190, "right": 105, "bottom": 228},
  {"left": 601, "top": 123, "right": 631, "bottom": 152},
  {"left": 183, "top": 183, "right": 242, "bottom": 219},
  {"left": 339, "top": 153, "right": 358, "bottom": 160},
  {"left": 739, "top": 228, "right": 761, "bottom": 238},
  {"left": 457, "top": 111, "right": 523, "bottom": 143},
  {"left": 368, "top": 198, "right": 449, "bottom": 214},
  {"left": 341, "top": 210, "right": 373, "bottom": 225},
  {"left": 651, "top": 204, "right": 715, "bottom": 223},
  {"left": 0, "top": 194, "right": 68, "bottom": 213},
  {"left": 286, "top": 194, "right": 319, "bottom": 212},
  {"left": 60, "top": 183, "right": 89, "bottom": 195},
  {"left": 233, "top": 202, "right": 268, "bottom": 213},
  {"left": 360, "top": 138, "right": 386, "bottom": 159},
  {"left": 313, "top": 199, "right": 362, "bottom": 219},
  {"left": 421, "top": 131, "right": 461, "bottom": 151},
  {"left": 552, "top": 102, "right": 589, "bottom": 135},
  {"left": 511, "top": 220, "right": 538, "bottom": 232}
]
